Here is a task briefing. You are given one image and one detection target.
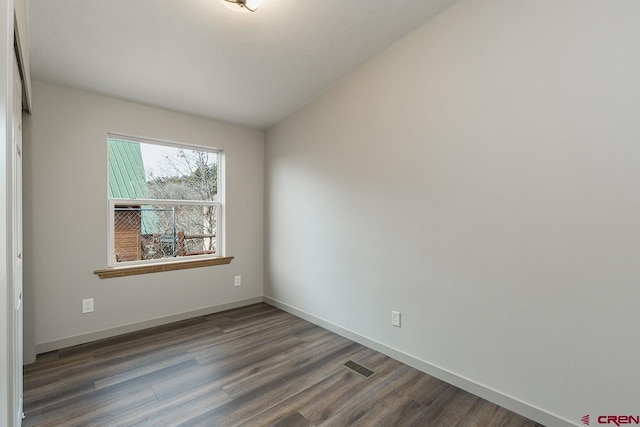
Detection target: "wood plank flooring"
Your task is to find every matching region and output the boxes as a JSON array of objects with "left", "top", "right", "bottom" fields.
[{"left": 23, "top": 303, "right": 544, "bottom": 427}]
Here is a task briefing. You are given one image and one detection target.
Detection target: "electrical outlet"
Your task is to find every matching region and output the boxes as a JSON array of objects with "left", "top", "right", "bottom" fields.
[
  {"left": 234, "top": 275, "right": 242, "bottom": 287},
  {"left": 391, "top": 311, "right": 401, "bottom": 327},
  {"left": 82, "top": 298, "right": 94, "bottom": 314}
]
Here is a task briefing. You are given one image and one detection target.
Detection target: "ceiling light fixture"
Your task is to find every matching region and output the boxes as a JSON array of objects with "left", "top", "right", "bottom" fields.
[{"left": 222, "top": 0, "right": 264, "bottom": 13}]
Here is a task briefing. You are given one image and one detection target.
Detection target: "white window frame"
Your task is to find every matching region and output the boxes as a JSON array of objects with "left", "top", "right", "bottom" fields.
[{"left": 106, "top": 133, "right": 225, "bottom": 268}]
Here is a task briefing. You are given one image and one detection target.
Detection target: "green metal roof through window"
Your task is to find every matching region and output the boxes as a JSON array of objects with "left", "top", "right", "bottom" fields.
[
  {"left": 108, "top": 138, "right": 149, "bottom": 199},
  {"left": 108, "top": 138, "right": 159, "bottom": 234}
]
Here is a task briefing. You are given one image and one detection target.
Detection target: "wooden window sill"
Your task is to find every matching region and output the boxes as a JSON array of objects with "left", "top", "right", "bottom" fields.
[{"left": 94, "top": 256, "right": 234, "bottom": 279}]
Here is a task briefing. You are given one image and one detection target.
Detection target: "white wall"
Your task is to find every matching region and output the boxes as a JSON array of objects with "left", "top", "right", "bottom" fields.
[
  {"left": 30, "top": 81, "right": 263, "bottom": 350},
  {"left": 265, "top": 0, "right": 640, "bottom": 425}
]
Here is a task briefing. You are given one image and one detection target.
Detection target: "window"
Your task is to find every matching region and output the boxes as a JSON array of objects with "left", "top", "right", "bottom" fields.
[{"left": 107, "top": 135, "right": 223, "bottom": 267}]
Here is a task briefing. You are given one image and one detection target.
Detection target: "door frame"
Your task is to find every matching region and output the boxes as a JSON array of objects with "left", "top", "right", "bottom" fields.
[{"left": 1, "top": 0, "right": 24, "bottom": 425}]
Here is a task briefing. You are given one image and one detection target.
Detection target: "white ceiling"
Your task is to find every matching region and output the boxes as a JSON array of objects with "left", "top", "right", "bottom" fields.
[{"left": 29, "top": 0, "right": 460, "bottom": 129}]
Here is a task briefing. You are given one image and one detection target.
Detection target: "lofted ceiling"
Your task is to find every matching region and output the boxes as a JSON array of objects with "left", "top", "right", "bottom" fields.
[{"left": 29, "top": 0, "right": 460, "bottom": 129}]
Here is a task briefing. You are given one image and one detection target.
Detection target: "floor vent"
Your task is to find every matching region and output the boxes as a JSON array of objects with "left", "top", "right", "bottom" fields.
[{"left": 343, "top": 360, "right": 375, "bottom": 378}]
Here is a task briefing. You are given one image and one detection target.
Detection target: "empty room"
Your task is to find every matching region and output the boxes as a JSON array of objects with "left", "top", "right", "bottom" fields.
[{"left": 1, "top": 0, "right": 638, "bottom": 426}]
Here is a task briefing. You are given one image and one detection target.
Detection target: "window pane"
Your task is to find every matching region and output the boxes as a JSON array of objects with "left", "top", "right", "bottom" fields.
[
  {"left": 113, "top": 204, "right": 218, "bottom": 263},
  {"left": 108, "top": 138, "right": 218, "bottom": 202}
]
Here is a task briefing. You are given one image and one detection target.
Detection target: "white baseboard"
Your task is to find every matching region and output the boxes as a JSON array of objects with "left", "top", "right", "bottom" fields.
[
  {"left": 35, "top": 296, "right": 263, "bottom": 355},
  {"left": 264, "top": 296, "right": 577, "bottom": 427}
]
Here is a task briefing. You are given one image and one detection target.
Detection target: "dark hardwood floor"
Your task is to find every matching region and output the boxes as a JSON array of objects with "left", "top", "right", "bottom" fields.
[{"left": 23, "top": 303, "right": 543, "bottom": 427}]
